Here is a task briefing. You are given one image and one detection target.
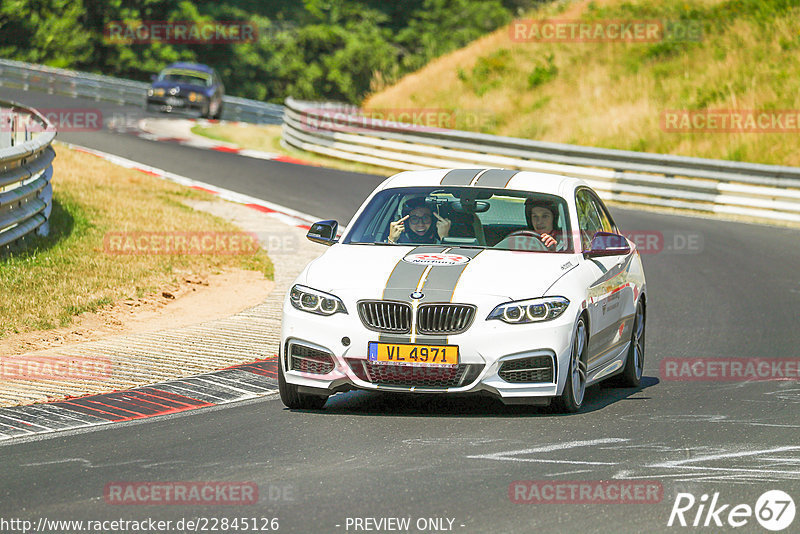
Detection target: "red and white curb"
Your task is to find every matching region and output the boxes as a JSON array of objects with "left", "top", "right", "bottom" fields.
[
  {"left": 133, "top": 117, "right": 318, "bottom": 166},
  {"left": 58, "top": 141, "right": 327, "bottom": 231},
  {"left": 0, "top": 359, "right": 278, "bottom": 443}
]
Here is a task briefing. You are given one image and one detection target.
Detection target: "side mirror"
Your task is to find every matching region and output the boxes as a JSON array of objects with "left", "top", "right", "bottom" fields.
[
  {"left": 307, "top": 220, "right": 338, "bottom": 246},
  {"left": 585, "top": 231, "right": 631, "bottom": 257}
]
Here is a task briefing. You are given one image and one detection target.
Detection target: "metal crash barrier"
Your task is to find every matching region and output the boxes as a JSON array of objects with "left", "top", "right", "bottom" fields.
[
  {"left": 282, "top": 97, "right": 800, "bottom": 224},
  {"left": 0, "top": 58, "right": 284, "bottom": 125},
  {"left": 0, "top": 100, "right": 55, "bottom": 248}
]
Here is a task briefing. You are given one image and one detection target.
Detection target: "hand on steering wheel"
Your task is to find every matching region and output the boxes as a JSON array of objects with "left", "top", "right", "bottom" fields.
[{"left": 505, "top": 229, "right": 556, "bottom": 251}]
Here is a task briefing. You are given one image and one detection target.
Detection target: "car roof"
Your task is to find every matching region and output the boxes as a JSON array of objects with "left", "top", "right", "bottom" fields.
[
  {"left": 377, "top": 168, "right": 588, "bottom": 199},
  {"left": 162, "top": 62, "right": 214, "bottom": 74}
]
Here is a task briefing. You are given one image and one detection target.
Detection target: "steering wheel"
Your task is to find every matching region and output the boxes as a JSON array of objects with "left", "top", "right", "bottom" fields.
[{"left": 497, "top": 229, "right": 551, "bottom": 251}]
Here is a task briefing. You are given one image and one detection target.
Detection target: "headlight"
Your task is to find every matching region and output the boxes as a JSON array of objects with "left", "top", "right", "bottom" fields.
[
  {"left": 290, "top": 285, "right": 347, "bottom": 316},
  {"left": 189, "top": 92, "right": 205, "bottom": 102},
  {"left": 154, "top": 88, "right": 165, "bottom": 97},
  {"left": 487, "top": 297, "right": 569, "bottom": 324},
  {"left": 147, "top": 89, "right": 154, "bottom": 96}
]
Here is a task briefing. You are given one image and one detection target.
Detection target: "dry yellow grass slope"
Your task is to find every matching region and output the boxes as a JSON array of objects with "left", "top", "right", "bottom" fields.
[{"left": 364, "top": 0, "right": 800, "bottom": 166}]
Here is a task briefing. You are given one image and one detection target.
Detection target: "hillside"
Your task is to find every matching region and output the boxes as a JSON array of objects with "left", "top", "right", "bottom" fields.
[{"left": 363, "top": 0, "right": 800, "bottom": 166}]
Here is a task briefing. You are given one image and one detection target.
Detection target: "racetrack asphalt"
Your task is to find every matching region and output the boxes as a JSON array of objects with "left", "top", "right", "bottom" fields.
[{"left": 1, "top": 86, "right": 799, "bottom": 533}]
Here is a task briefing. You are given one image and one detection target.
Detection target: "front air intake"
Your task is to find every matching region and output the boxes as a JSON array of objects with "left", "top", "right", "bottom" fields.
[
  {"left": 498, "top": 355, "right": 554, "bottom": 383},
  {"left": 288, "top": 343, "right": 335, "bottom": 375}
]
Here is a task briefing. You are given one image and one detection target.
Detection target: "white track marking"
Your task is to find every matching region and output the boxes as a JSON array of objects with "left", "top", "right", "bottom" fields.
[
  {"left": 650, "top": 446, "right": 800, "bottom": 468},
  {"left": 467, "top": 438, "right": 628, "bottom": 465}
]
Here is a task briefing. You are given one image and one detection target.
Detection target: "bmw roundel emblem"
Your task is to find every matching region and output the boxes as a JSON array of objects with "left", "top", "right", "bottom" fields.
[{"left": 410, "top": 291, "right": 424, "bottom": 300}]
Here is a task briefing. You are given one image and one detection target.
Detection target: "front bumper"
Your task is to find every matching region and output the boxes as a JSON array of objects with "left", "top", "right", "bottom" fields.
[
  {"left": 280, "top": 298, "right": 576, "bottom": 404},
  {"left": 146, "top": 96, "right": 205, "bottom": 112}
]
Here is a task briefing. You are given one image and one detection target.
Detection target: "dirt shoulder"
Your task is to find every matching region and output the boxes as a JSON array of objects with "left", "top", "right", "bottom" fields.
[{"left": 0, "top": 268, "right": 273, "bottom": 358}]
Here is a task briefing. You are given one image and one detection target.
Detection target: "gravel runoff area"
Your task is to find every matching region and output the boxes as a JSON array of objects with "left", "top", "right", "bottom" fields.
[{"left": 0, "top": 199, "right": 323, "bottom": 407}]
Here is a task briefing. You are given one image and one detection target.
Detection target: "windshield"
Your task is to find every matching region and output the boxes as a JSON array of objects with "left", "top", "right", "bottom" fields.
[
  {"left": 158, "top": 70, "right": 211, "bottom": 87},
  {"left": 343, "top": 186, "right": 573, "bottom": 253}
]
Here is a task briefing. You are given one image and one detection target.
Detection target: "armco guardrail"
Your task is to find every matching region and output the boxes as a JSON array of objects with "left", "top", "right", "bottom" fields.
[
  {"left": 0, "top": 100, "right": 55, "bottom": 248},
  {"left": 282, "top": 97, "right": 800, "bottom": 224},
  {"left": 0, "top": 58, "right": 284, "bottom": 125}
]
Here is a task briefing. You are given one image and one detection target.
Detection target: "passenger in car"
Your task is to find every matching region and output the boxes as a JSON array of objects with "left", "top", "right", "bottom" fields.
[{"left": 387, "top": 197, "right": 451, "bottom": 244}]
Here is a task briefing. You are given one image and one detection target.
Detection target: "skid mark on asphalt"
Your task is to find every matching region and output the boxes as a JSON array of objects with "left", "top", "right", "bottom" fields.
[
  {"left": 619, "top": 413, "right": 800, "bottom": 429},
  {"left": 0, "top": 358, "right": 277, "bottom": 443},
  {"left": 466, "top": 438, "right": 628, "bottom": 465},
  {"left": 636, "top": 446, "right": 800, "bottom": 483},
  {"left": 466, "top": 437, "right": 800, "bottom": 484},
  {"left": 614, "top": 445, "right": 800, "bottom": 484}
]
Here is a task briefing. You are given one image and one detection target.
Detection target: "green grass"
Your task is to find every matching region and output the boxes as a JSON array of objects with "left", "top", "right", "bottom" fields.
[{"left": 0, "top": 146, "right": 274, "bottom": 337}]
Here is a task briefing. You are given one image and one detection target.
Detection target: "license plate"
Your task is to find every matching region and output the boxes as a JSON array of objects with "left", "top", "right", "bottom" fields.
[
  {"left": 166, "top": 97, "right": 183, "bottom": 106},
  {"left": 368, "top": 342, "right": 458, "bottom": 366}
]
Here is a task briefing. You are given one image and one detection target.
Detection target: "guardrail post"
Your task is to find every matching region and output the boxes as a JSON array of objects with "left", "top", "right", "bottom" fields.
[
  {"left": 0, "top": 109, "right": 10, "bottom": 149},
  {"left": 36, "top": 178, "right": 53, "bottom": 237}
]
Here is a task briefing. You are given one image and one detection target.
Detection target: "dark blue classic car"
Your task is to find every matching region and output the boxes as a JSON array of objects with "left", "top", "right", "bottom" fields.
[{"left": 146, "top": 63, "right": 225, "bottom": 119}]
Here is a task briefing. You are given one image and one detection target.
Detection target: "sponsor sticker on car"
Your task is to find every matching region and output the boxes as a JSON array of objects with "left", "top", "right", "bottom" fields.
[{"left": 402, "top": 253, "right": 470, "bottom": 266}]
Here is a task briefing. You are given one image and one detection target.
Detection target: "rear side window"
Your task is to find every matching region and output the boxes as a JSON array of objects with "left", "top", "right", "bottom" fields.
[{"left": 575, "top": 189, "right": 604, "bottom": 250}]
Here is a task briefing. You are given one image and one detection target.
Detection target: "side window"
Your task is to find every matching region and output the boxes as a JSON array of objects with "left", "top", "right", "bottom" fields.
[
  {"left": 591, "top": 195, "right": 619, "bottom": 234},
  {"left": 575, "top": 190, "right": 603, "bottom": 251},
  {"left": 588, "top": 193, "right": 615, "bottom": 233}
]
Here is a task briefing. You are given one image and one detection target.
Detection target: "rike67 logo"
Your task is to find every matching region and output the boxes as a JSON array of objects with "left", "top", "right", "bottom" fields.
[{"left": 668, "top": 490, "right": 795, "bottom": 531}]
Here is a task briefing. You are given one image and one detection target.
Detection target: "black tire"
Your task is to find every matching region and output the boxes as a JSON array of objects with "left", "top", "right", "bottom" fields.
[
  {"left": 212, "top": 101, "right": 223, "bottom": 120},
  {"left": 613, "top": 299, "right": 645, "bottom": 387},
  {"left": 278, "top": 357, "right": 328, "bottom": 410},
  {"left": 554, "top": 316, "right": 588, "bottom": 413},
  {"left": 200, "top": 101, "right": 211, "bottom": 119}
]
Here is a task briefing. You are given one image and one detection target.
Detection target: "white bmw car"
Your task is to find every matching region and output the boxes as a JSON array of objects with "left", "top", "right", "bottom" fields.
[{"left": 280, "top": 169, "right": 647, "bottom": 412}]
